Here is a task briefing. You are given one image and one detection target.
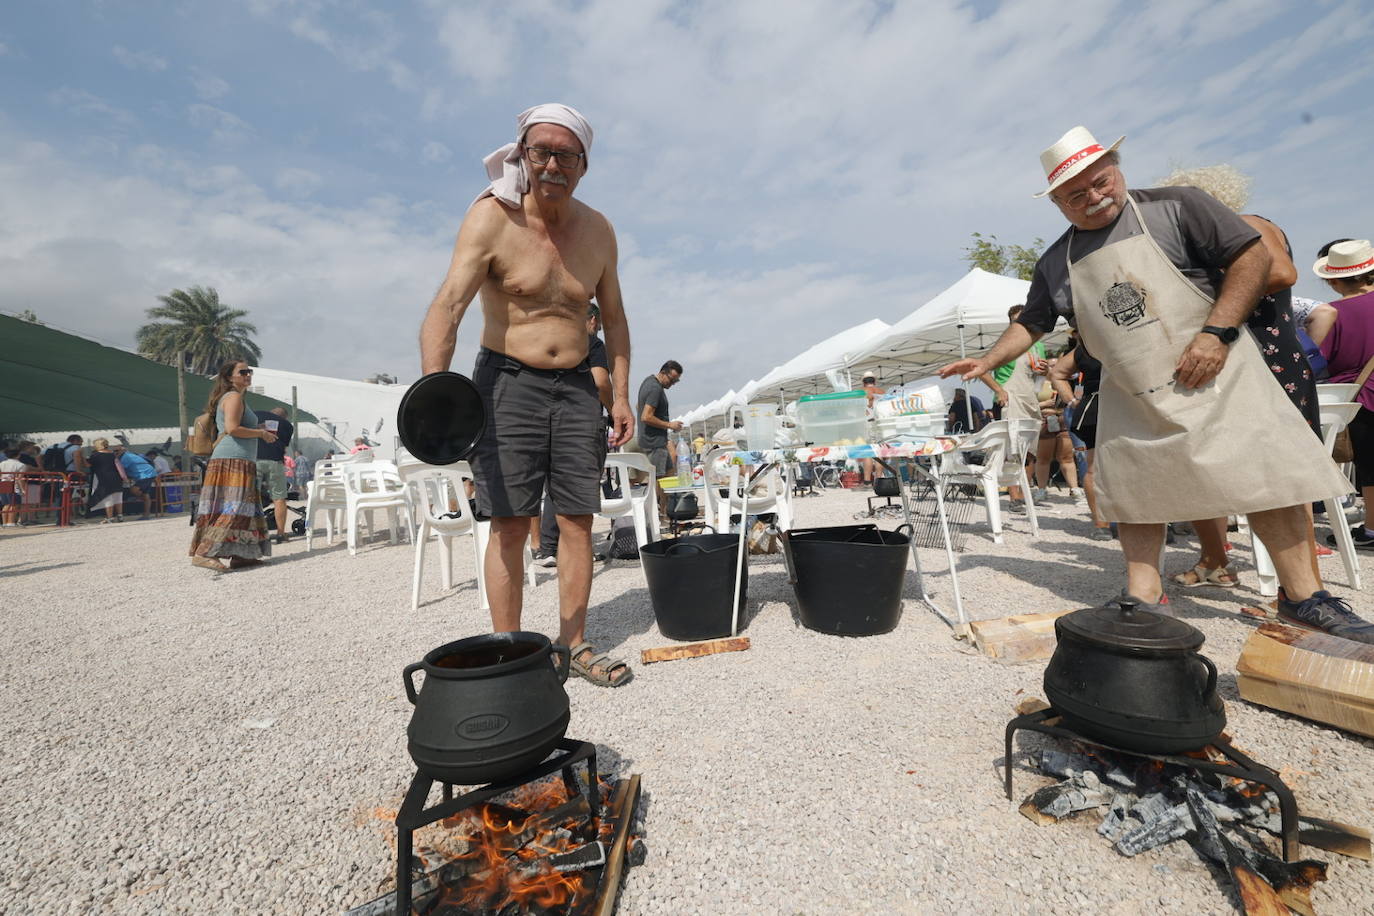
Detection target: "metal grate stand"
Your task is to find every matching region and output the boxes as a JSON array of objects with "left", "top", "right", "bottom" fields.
[
  {"left": 904, "top": 479, "right": 978, "bottom": 551},
  {"left": 1004, "top": 708, "right": 1300, "bottom": 861}
]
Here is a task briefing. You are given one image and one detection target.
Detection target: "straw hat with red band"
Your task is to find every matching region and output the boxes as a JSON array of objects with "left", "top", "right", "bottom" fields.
[
  {"left": 1313, "top": 239, "right": 1374, "bottom": 280},
  {"left": 1033, "top": 125, "right": 1125, "bottom": 199}
]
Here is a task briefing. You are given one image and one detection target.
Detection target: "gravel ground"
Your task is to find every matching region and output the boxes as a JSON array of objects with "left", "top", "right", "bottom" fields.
[{"left": 3, "top": 487, "right": 1372, "bottom": 915}]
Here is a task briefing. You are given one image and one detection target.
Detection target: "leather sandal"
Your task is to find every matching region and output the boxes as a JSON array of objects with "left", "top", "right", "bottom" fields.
[
  {"left": 1170, "top": 564, "right": 1239, "bottom": 589},
  {"left": 191, "top": 556, "right": 226, "bottom": 572},
  {"left": 567, "top": 641, "right": 632, "bottom": 688}
]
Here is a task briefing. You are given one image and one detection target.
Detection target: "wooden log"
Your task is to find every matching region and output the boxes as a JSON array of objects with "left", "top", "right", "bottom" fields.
[
  {"left": 1236, "top": 622, "right": 1374, "bottom": 739},
  {"left": 1015, "top": 696, "right": 1051, "bottom": 716},
  {"left": 1298, "top": 814, "right": 1372, "bottom": 861},
  {"left": 640, "top": 637, "right": 750, "bottom": 665},
  {"left": 592, "top": 774, "right": 641, "bottom": 916},
  {"left": 970, "top": 609, "right": 1074, "bottom": 661}
]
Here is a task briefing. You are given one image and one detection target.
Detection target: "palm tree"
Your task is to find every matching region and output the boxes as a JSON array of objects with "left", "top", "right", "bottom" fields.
[{"left": 136, "top": 286, "right": 262, "bottom": 375}]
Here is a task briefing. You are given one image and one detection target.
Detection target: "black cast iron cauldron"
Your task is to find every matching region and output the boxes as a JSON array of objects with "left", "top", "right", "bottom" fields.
[
  {"left": 1043, "top": 600, "right": 1226, "bottom": 753},
  {"left": 403, "top": 632, "right": 571, "bottom": 785},
  {"left": 666, "top": 491, "right": 699, "bottom": 520}
]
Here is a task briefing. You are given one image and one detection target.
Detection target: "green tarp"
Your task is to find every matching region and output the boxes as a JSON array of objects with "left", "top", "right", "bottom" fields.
[{"left": 0, "top": 315, "right": 315, "bottom": 434}]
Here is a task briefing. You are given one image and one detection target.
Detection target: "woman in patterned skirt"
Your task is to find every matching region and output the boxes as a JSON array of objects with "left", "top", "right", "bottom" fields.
[{"left": 189, "top": 359, "right": 277, "bottom": 571}]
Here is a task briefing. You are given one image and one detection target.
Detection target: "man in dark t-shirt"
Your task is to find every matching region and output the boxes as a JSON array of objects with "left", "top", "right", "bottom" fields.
[
  {"left": 256, "top": 407, "right": 294, "bottom": 543},
  {"left": 939, "top": 126, "right": 1369, "bottom": 643},
  {"left": 636, "top": 360, "right": 683, "bottom": 477}
]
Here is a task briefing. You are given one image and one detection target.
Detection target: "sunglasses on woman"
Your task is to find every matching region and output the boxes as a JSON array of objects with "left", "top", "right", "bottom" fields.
[{"left": 236, "top": 369, "right": 254, "bottom": 377}]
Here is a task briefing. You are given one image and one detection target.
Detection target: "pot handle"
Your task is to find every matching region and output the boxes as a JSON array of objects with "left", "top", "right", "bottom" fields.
[
  {"left": 895, "top": 523, "right": 915, "bottom": 538},
  {"left": 402, "top": 662, "right": 423, "bottom": 705},
  {"left": 1197, "top": 654, "right": 1218, "bottom": 699},
  {"left": 551, "top": 643, "right": 571, "bottom": 684}
]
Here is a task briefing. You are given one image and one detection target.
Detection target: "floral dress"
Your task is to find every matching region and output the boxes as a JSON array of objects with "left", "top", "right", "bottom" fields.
[{"left": 1247, "top": 218, "right": 1319, "bottom": 435}]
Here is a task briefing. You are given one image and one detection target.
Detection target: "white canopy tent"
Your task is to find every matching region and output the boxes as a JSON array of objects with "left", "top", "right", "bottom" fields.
[
  {"left": 843, "top": 268, "right": 1049, "bottom": 379},
  {"left": 749, "top": 318, "right": 890, "bottom": 402}
]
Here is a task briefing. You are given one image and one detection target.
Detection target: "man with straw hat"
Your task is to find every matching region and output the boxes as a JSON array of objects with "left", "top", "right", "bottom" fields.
[
  {"left": 420, "top": 103, "right": 636, "bottom": 685},
  {"left": 941, "top": 126, "right": 1374, "bottom": 643}
]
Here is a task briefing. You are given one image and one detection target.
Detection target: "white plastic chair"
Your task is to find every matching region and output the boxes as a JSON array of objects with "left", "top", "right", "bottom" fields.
[
  {"left": 601, "top": 453, "right": 660, "bottom": 551},
  {"left": 704, "top": 457, "right": 793, "bottom": 533},
  {"left": 1248, "top": 399, "right": 1364, "bottom": 597},
  {"left": 938, "top": 418, "right": 1041, "bottom": 544},
  {"left": 304, "top": 459, "right": 350, "bottom": 549},
  {"left": 341, "top": 462, "right": 413, "bottom": 555}
]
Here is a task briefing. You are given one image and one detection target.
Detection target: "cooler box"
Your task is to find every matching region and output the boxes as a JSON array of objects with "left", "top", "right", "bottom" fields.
[
  {"left": 797, "top": 390, "right": 868, "bottom": 446},
  {"left": 873, "top": 384, "right": 945, "bottom": 441}
]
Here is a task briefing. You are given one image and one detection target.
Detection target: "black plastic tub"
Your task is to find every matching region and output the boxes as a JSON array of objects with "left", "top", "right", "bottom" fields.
[
  {"left": 640, "top": 533, "right": 747, "bottom": 641},
  {"left": 783, "top": 524, "right": 910, "bottom": 636}
]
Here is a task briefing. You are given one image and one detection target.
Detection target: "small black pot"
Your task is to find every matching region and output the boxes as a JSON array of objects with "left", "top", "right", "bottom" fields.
[
  {"left": 666, "top": 492, "right": 699, "bottom": 520},
  {"left": 1043, "top": 600, "right": 1226, "bottom": 753},
  {"left": 403, "top": 632, "right": 570, "bottom": 785}
]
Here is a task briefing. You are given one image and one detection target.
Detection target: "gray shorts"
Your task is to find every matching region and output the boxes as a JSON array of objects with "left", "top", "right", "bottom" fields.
[
  {"left": 646, "top": 446, "right": 670, "bottom": 477},
  {"left": 255, "top": 460, "right": 288, "bottom": 500},
  {"left": 470, "top": 347, "right": 607, "bottom": 518}
]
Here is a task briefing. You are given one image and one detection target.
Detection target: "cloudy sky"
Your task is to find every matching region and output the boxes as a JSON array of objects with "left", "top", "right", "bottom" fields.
[{"left": 2, "top": 0, "right": 1370, "bottom": 413}]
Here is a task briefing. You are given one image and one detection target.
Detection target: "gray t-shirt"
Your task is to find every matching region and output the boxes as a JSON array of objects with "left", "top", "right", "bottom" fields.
[
  {"left": 1019, "top": 187, "right": 1261, "bottom": 335},
  {"left": 636, "top": 375, "right": 669, "bottom": 450}
]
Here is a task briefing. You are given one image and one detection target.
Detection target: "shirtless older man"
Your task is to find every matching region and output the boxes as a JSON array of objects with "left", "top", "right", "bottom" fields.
[{"left": 420, "top": 103, "right": 635, "bottom": 686}]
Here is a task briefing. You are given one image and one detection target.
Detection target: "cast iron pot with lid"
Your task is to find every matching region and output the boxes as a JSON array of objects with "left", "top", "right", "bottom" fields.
[
  {"left": 403, "top": 632, "right": 571, "bottom": 785},
  {"left": 1043, "top": 599, "right": 1226, "bottom": 753}
]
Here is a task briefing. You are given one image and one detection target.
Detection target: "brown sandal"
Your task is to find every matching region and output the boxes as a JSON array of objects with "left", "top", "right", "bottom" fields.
[
  {"left": 1170, "top": 564, "right": 1239, "bottom": 588},
  {"left": 191, "top": 557, "right": 226, "bottom": 572}
]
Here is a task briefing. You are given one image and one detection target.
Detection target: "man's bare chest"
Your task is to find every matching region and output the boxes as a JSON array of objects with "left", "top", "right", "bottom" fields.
[{"left": 489, "top": 228, "right": 601, "bottom": 306}]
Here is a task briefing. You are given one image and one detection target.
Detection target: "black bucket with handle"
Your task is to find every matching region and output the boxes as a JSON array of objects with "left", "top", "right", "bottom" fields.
[
  {"left": 783, "top": 523, "right": 910, "bottom": 636},
  {"left": 639, "top": 532, "right": 746, "bottom": 641}
]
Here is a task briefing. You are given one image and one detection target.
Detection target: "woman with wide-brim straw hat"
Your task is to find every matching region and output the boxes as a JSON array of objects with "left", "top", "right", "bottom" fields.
[
  {"left": 188, "top": 359, "right": 277, "bottom": 571},
  {"left": 1307, "top": 240, "right": 1374, "bottom": 548}
]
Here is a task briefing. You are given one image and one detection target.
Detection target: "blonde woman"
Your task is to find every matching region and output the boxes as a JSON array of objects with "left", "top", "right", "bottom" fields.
[
  {"left": 189, "top": 359, "right": 276, "bottom": 571},
  {"left": 86, "top": 437, "right": 126, "bottom": 523}
]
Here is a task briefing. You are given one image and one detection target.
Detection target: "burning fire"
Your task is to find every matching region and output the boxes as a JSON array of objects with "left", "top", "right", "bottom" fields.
[{"left": 419, "top": 776, "right": 609, "bottom": 913}]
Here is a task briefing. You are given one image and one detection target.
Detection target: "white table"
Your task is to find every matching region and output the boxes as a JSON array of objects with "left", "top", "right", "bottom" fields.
[{"left": 719, "top": 437, "right": 970, "bottom": 637}]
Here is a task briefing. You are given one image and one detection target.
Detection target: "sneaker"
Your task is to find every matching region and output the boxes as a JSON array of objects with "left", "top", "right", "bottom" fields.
[
  {"left": 1277, "top": 590, "right": 1374, "bottom": 644},
  {"left": 1326, "top": 526, "right": 1374, "bottom": 550},
  {"left": 532, "top": 549, "right": 558, "bottom": 568},
  {"left": 1032, "top": 488, "right": 1049, "bottom": 503},
  {"left": 1088, "top": 526, "right": 1114, "bottom": 541},
  {"left": 1070, "top": 488, "right": 1088, "bottom": 508},
  {"left": 1316, "top": 544, "right": 1335, "bottom": 558},
  {"left": 1008, "top": 500, "right": 1027, "bottom": 514}
]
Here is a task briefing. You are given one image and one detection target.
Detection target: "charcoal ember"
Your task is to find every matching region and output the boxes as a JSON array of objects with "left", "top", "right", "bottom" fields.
[
  {"left": 1040, "top": 749, "right": 1095, "bottom": 779},
  {"left": 1097, "top": 794, "right": 1133, "bottom": 842},
  {"left": 1027, "top": 779, "right": 1112, "bottom": 820},
  {"left": 1102, "top": 765, "right": 1136, "bottom": 789},
  {"left": 1116, "top": 796, "right": 1192, "bottom": 857},
  {"left": 626, "top": 837, "right": 648, "bottom": 867},
  {"left": 1183, "top": 788, "right": 1226, "bottom": 865},
  {"left": 548, "top": 841, "right": 607, "bottom": 873}
]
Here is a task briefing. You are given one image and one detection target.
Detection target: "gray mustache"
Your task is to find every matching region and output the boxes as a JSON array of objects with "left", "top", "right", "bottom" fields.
[{"left": 538, "top": 172, "right": 569, "bottom": 186}]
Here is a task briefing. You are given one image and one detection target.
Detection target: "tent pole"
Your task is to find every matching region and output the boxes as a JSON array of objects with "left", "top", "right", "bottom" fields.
[
  {"left": 176, "top": 350, "right": 189, "bottom": 457},
  {"left": 957, "top": 314, "right": 974, "bottom": 431}
]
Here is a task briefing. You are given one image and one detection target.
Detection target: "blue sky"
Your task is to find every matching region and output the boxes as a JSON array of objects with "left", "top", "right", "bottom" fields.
[{"left": 2, "top": 0, "right": 1371, "bottom": 413}]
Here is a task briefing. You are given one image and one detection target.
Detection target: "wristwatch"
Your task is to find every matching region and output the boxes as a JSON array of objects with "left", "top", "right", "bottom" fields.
[{"left": 1200, "top": 325, "right": 1240, "bottom": 344}]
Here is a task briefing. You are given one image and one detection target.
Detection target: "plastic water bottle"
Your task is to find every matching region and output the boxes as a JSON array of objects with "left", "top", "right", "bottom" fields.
[{"left": 676, "top": 435, "right": 691, "bottom": 486}]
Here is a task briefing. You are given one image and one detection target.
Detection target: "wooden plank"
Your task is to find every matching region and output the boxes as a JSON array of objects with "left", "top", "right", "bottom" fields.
[
  {"left": 592, "top": 774, "right": 641, "bottom": 916},
  {"left": 1015, "top": 696, "right": 1051, "bottom": 716},
  {"left": 640, "top": 637, "right": 750, "bottom": 665},
  {"left": 1298, "top": 814, "right": 1372, "bottom": 861},
  {"left": 1236, "top": 623, "right": 1374, "bottom": 739},
  {"left": 970, "top": 609, "right": 1074, "bottom": 662}
]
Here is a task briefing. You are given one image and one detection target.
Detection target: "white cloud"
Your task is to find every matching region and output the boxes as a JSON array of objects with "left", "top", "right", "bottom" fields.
[
  {"left": 274, "top": 167, "right": 322, "bottom": 197},
  {"left": 47, "top": 88, "right": 137, "bottom": 127},
  {"left": 190, "top": 68, "right": 231, "bottom": 101},
  {"left": 187, "top": 104, "right": 253, "bottom": 145},
  {"left": 112, "top": 45, "right": 167, "bottom": 72},
  {"left": 420, "top": 141, "right": 451, "bottom": 164}
]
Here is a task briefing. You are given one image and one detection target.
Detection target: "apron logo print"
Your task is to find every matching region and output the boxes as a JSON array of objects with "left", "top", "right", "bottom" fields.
[{"left": 1100, "top": 281, "right": 1147, "bottom": 327}]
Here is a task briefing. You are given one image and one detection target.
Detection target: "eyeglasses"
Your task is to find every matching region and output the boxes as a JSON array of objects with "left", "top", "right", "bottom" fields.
[
  {"left": 236, "top": 369, "right": 254, "bottom": 377},
  {"left": 1056, "top": 171, "right": 1115, "bottom": 210},
  {"left": 525, "top": 146, "right": 585, "bottom": 169}
]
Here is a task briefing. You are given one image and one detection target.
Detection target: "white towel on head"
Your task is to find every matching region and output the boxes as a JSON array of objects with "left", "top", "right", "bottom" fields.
[{"left": 473, "top": 103, "right": 594, "bottom": 209}]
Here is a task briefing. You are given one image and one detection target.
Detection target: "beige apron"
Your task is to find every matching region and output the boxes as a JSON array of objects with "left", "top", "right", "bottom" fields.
[
  {"left": 1000, "top": 352, "right": 1042, "bottom": 423},
  {"left": 1069, "top": 197, "right": 1349, "bottom": 523}
]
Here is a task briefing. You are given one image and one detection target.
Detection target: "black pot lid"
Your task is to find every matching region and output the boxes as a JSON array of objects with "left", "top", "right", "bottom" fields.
[
  {"left": 1057, "top": 600, "right": 1205, "bottom": 652},
  {"left": 396, "top": 371, "right": 486, "bottom": 465}
]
